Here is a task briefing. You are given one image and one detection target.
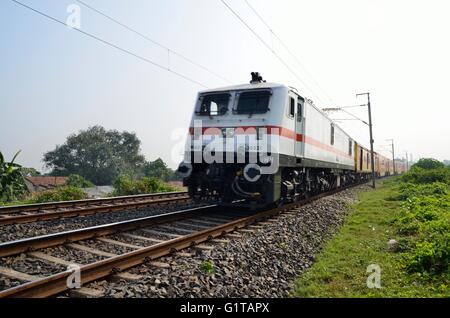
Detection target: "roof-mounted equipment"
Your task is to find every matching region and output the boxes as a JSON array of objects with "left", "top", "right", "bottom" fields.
[{"left": 250, "top": 72, "right": 266, "bottom": 84}]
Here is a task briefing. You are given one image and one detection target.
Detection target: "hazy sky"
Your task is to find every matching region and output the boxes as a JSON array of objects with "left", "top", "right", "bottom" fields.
[{"left": 1, "top": 0, "right": 449, "bottom": 170}]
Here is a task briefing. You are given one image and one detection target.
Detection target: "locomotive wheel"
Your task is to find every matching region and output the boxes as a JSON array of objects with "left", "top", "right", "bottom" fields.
[{"left": 192, "top": 195, "right": 202, "bottom": 204}]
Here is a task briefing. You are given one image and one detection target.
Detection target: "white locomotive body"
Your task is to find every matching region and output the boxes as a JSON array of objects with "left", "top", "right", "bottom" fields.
[{"left": 178, "top": 73, "right": 391, "bottom": 208}]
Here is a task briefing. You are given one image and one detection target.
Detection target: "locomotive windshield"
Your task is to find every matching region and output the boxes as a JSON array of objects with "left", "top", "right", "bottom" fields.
[
  {"left": 197, "top": 93, "right": 230, "bottom": 116},
  {"left": 236, "top": 90, "right": 271, "bottom": 114}
]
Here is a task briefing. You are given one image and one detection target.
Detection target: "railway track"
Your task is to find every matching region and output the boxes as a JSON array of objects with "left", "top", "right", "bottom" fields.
[
  {"left": 0, "top": 192, "right": 190, "bottom": 226},
  {"left": 0, "top": 182, "right": 366, "bottom": 298}
]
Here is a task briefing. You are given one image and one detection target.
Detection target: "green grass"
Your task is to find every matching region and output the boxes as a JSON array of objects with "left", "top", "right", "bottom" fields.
[
  {"left": 292, "top": 178, "right": 449, "bottom": 297},
  {"left": 199, "top": 260, "right": 215, "bottom": 274}
]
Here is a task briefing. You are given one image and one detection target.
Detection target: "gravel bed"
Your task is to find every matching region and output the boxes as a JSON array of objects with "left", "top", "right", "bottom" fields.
[
  {"left": 0, "top": 254, "right": 66, "bottom": 277},
  {"left": 0, "top": 254, "right": 67, "bottom": 291},
  {"left": 45, "top": 246, "right": 107, "bottom": 265},
  {"left": 150, "top": 225, "right": 194, "bottom": 236},
  {"left": 0, "top": 276, "right": 22, "bottom": 291},
  {"left": 196, "top": 216, "right": 236, "bottom": 223},
  {"left": 73, "top": 184, "right": 367, "bottom": 298},
  {"left": 109, "top": 234, "right": 150, "bottom": 247},
  {"left": 0, "top": 201, "right": 204, "bottom": 243},
  {"left": 132, "top": 229, "right": 175, "bottom": 241},
  {"left": 78, "top": 239, "right": 135, "bottom": 255},
  {"left": 171, "top": 221, "right": 214, "bottom": 231}
]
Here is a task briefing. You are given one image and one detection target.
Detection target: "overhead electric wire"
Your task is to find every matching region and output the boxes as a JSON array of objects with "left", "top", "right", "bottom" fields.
[
  {"left": 243, "top": 0, "right": 333, "bottom": 104},
  {"left": 323, "top": 104, "right": 369, "bottom": 126},
  {"left": 76, "top": 0, "right": 232, "bottom": 84},
  {"left": 331, "top": 108, "right": 368, "bottom": 125},
  {"left": 325, "top": 104, "right": 367, "bottom": 109},
  {"left": 219, "top": 0, "right": 326, "bottom": 106},
  {"left": 10, "top": 0, "right": 209, "bottom": 88},
  {"left": 342, "top": 109, "right": 368, "bottom": 124}
]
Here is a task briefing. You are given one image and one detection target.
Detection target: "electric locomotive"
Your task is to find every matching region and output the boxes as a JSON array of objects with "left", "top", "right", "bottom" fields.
[{"left": 178, "top": 72, "right": 391, "bottom": 208}]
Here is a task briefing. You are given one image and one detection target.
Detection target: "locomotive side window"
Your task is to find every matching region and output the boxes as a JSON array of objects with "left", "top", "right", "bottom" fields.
[
  {"left": 360, "top": 148, "right": 363, "bottom": 170},
  {"left": 197, "top": 93, "right": 230, "bottom": 116},
  {"left": 348, "top": 139, "right": 352, "bottom": 155},
  {"left": 236, "top": 90, "right": 271, "bottom": 114},
  {"left": 330, "top": 124, "right": 335, "bottom": 145},
  {"left": 289, "top": 97, "right": 295, "bottom": 118}
]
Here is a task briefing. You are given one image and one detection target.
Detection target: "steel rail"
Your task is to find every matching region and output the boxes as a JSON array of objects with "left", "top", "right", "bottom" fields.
[
  {"left": 0, "top": 182, "right": 366, "bottom": 298},
  {"left": 0, "top": 194, "right": 191, "bottom": 226},
  {"left": 0, "top": 204, "right": 219, "bottom": 258},
  {"left": 0, "top": 191, "right": 188, "bottom": 214},
  {"left": 0, "top": 204, "right": 283, "bottom": 298}
]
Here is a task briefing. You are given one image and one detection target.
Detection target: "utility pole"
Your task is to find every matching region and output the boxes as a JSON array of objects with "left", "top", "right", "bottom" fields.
[
  {"left": 405, "top": 151, "right": 409, "bottom": 171},
  {"left": 357, "top": 92, "right": 376, "bottom": 188},
  {"left": 386, "top": 139, "right": 396, "bottom": 175}
]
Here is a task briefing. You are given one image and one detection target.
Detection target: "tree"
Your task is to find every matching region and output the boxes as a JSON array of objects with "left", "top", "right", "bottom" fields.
[
  {"left": 67, "top": 174, "right": 94, "bottom": 188},
  {"left": 412, "top": 158, "right": 445, "bottom": 170},
  {"left": 43, "top": 126, "right": 146, "bottom": 185},
  {"left": 143, "top": 158, "right": 172, "bottom": 181},
  {"left": 0, "top": 150, "right": 28, "bottom": 202}
]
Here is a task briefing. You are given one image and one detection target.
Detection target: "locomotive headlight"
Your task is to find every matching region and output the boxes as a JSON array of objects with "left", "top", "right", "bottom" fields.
[
  {"left": 243, "top": 163, "right": 262, "bottom": 182},
  {"left": 177, "top": 162, "right": 192, "bottom": 178}
]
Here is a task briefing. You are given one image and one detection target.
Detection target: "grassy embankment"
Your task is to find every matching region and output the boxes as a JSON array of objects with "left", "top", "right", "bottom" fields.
[{"left": 293, "top": 165, "right": 449, "bottom": 297}]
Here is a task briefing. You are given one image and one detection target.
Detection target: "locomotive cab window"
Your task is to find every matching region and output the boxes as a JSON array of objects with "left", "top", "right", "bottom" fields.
[
  {"left": 348, "top": 139, "right": 352, "bottom": 155},
  {"left": 235, "top": 90, "right": 271, "bottom": 114},
  {"left": 330, "top": 124, "right": 335, "bottom": 145},
  {"left": 197, "top": 93, "right": 230, "bottom": 116}
]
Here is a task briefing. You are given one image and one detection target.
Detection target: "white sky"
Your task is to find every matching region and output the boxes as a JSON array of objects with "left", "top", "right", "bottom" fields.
[{"left": 1, "top": 0, "right": 449, "bottom": 170}]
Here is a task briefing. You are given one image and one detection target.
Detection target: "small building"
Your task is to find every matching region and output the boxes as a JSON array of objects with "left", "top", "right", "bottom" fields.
[{"left": 24, "top": 176, "right": 69, "bottom": 193}]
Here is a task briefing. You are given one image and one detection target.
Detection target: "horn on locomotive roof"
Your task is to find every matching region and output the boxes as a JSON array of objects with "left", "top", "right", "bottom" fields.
[{"left": 250, "top": 72, "right": 266, "bottom": 84}]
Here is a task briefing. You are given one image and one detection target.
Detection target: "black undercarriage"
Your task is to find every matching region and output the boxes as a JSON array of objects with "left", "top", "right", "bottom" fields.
[{"left": 182, "top": 162, "right": 372, "bottom": 209}]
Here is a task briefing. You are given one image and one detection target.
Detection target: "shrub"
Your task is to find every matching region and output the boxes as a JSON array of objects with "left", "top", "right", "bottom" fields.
[
  {"left": 113, "top": 174, "right": 135, "bottom": 195},
  {"left": 393, "top": 182, "right": 448, "bottom": 201},
  {"left": 0, "top": 150, "right": 29, "bottom": 202},
  {"left": 394, "top": 171, "right": 450, "bottom": 276},
  {"left": 32, "top": 186, "right": 88, "bottom": 203},
  {"left": 112, "top": 175, "right": 177, "bottom": 196},
  {"left": 67, "top": 174, "right": 95, "bottom": 188},
  {"left": 406, "top": 234, "right": 450, "bottom": 275},
  {"left": 400, "top": 167, "right": 450, "bottom": 185}
]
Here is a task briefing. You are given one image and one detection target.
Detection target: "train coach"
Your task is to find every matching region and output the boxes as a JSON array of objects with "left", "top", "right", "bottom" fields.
[{"left": 178, "top": 73, "right": 397, "bottom": 208}]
